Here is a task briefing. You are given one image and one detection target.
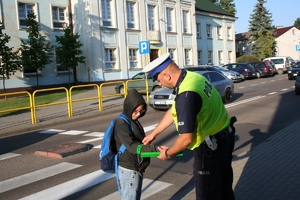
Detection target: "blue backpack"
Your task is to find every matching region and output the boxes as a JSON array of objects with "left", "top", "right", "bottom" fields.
[{"left": 99, "top": 113, "right": 133, "bottom": 173}]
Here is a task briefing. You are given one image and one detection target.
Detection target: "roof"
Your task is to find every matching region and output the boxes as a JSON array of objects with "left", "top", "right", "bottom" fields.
[
  {"left": 235, "top": 32, "right": 250, "bottom": 41},
  {"left": 195, "top": 0, "right": 234, "bottom": 17},
  {"left": 275, "top": 26, "right": 294, "bottom": 37},
  {"left": 235, "top": 26, "right": 298, "bottom": 40}
]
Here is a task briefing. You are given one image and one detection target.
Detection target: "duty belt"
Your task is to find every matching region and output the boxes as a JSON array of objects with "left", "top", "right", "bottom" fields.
[{"left": 212, "top": 126, "right": 232, "bottom": 141}]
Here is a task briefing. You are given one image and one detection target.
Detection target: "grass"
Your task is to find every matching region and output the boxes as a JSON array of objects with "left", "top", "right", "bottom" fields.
[{"left": 0, "top": 89, "right": 86, "bottom": 117}]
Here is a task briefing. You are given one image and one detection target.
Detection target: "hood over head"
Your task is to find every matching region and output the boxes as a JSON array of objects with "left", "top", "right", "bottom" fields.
[{"left": 123, "top": 89, "right": 147, "bottom": 120}]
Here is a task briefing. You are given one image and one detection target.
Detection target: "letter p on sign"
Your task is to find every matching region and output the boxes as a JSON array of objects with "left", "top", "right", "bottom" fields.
[{"left": 139, "top": 40, "right": 150, "bottom": 54}]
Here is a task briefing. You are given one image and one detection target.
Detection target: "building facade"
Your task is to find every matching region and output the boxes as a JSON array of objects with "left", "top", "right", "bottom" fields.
[
  {"left": 0, "top": 0, "right": 236, "bottom": 90},
  {"left": 235, "top": 26, "right": 300, "bottom": 61}
]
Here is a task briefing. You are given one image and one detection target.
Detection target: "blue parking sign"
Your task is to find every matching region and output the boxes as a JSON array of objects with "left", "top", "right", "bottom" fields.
[
  {"left": 139, "top": 40, "right": 149, "bottom": 54},
  {"left": 296, "top": 45, "right": 300, "bottom": 51}
]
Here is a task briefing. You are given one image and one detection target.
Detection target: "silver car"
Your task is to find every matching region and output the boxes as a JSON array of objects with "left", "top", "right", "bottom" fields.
[{"left": 149, "top": 71, "right": 234, "bottom": 110}]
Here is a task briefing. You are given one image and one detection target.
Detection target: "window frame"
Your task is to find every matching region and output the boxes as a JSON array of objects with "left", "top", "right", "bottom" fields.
[
  {"left": 182, "top": 10, "right": 190, "bottom": 33},
  {"left": 184, "top": 49, "right": 192, "bottom": 66},
  {"left": 101, "top": 0, "right": 112, "bottom": 27},
  {"left": 147, "top": 4, "right": 156, "bottom": 31},
  {"left": 206, "top": 24, "right": 212, "bottom": 38},
  {"left": 129, "top": 48, "right": 138, "bottom": 69},
  {"left": 166, "top": 7, "right": 175, "bottom": 32},
  {"left": 126, "top": 1, "right": 135, "bottom": 29},
  {"left": 196, "top": 23, "right": 201, "bottom": 38},
  {"left": 52, "top": 6, "right": 67, "bottom": 30},
  {"left": 197, "top": 50, "right": 202, "bottom": 65},
  {"left": 104, "top": 48, "right": 117, "bottom": 70},
  {"left": 208, "top": 50, "right": 213, "bottom": 64},
  {"left": 18, "top": 2, "right": 35, "bottom": 29}
]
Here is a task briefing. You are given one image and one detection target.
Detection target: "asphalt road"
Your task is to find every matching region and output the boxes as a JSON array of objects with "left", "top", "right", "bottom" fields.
[{"left": 1, "top": 74, "right": 299, "bottom": 199}]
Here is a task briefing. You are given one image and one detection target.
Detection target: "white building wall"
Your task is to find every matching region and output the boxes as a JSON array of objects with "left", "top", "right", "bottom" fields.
[
  {"left": 196, "top": 11, "right": 236, "bottom": 65},
  {"left": 2, "top": 0, "right": 237, "bottom": 90},
  {"left": 275, "top": 27, "right": 300, "bottom": 61}
]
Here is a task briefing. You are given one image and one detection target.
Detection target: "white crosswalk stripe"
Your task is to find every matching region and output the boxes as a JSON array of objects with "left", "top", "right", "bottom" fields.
[
  {"left": 0, "top": 153, "right": 21, "bottom": 161},
  {"left": 100, "top": 178, "right": 172, "bottom": 200},
  {"left": 0, "top": 162, "right": 81, "bottom": 193}
]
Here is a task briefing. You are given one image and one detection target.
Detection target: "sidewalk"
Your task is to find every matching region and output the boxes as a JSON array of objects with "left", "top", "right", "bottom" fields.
[{"left": 1, "top": 89, "right": 300, "bottom": 199}]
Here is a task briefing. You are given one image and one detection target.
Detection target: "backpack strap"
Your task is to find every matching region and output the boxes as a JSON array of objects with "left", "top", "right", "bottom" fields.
[{"left": 114, "top": 113, "right": 133, "bottom": 195}]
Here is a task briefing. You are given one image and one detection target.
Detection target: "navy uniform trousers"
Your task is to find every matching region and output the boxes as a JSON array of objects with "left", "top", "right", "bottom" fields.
[{"left": 193, "top": 125, "right": 236, "bottom": 200}]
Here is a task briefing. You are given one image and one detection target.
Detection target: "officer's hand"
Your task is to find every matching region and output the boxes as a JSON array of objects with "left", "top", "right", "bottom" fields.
[
  {"left": 157, "top": 146, "right": 169, "bottom": 160},
  {"left": 142, "top": 133, "right": 156, "bottom": 145}
]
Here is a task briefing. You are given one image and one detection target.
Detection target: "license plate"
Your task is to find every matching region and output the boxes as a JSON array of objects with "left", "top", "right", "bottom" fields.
[{"left": 154, "top": 101, "right": 166, "bottom": 105}]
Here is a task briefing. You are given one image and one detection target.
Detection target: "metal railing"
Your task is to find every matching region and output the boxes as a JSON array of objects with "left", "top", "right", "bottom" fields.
[{"left": 0, "top": 78, "right": 149, "bottom": 125}]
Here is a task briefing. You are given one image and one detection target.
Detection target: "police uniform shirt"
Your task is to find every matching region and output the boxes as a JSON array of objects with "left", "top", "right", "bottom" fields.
[{"left": 173, "top": 70, "right": 202, "bottom": 134}]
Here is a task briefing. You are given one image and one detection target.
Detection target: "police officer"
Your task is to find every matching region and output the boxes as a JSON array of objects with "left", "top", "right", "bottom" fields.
[{"left": 142, "top": 53, "right": 236, "bottom": 200}]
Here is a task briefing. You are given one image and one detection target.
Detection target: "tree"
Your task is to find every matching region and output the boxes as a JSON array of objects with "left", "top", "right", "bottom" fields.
[
  {"left": 208, "top": 0, "right": 236, "bottom": 15},
  {"left": 55, "top": 25, "right": 85, "bottom": 88},
  {"left": 0, "top": 21, "right": 21, "bottom": 93},
  {"left": 19, "top": 12, "right": 53, "bottom": 88},
  {"left": 294, "top": 18, "right": 300, "bottom": 29},
  {"left": 248, "top": 0, "right": 276, "bottom": 58}
]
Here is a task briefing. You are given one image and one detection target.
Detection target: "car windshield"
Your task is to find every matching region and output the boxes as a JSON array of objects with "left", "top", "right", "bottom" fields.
[{"left": 214, "top": 66, "right": 229, "bottom": 71}]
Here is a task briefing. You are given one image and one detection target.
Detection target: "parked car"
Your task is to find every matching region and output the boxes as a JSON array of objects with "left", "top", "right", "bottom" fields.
[
  {"left": 263, "top": 60, "right": 277, "bottom": 74},
  {"left": 222, "top": 63, "right": 257, "bottom": 80},
  {"left": 114, "top": 72, "right": 161, "bottom": 94},
  {"left": 149, "top": 71, "right": 234, "bottom": 110},
  {"left": 288, "top": 61, "right": 300, "bottom": 80},
  {"left": 185, "top": 65, "right": 243, "bottom": 83},
  {"left": 263, "top": 56, "right": 290, "bottom": 75},
  {"left": 295, "top": 70, "right": 300, "bottom": 95},
  {"left": 249, "top": 62, "right": 274, "bottom": 78}
]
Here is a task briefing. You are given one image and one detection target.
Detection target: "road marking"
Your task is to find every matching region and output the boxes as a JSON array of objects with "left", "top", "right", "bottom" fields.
[
  {"left": 84, "top": 132, "right": 104, "bottom": 137},
  {"left": 280, "top": 88, "right": 289, "bottom": 91},
  {"left": 38, "top": 129, "right": 65, "bottom": 134},
  {"left": 19, "top": 170, "right": 115, "bottom": 200},
  {"left": 268, "top": 92, "right": 277, "bottom": 95},
  {"left": 59, "top": 130, "right": 89, "bottom": 135},
  {"left": 100, "top": 178, "right": 172, "bottom": 200},
  {"left": 0, "top": 162, "right": 81, "bottom": 193},
  {"left": 78, "top": 137, "right": 102, "bottom": 143},
  {"left": 225, "top": 95, "right": 265, "bottom": 108},
  {"left": 0, "top": 153, "right": 21, "bottom": 161}
]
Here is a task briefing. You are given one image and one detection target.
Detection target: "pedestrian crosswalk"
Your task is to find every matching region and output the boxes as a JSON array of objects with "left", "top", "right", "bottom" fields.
[
  {"left": 0, "top": 155, "right": 172, "bottom": 199},
  {"left": 0, "top": 124, "right": 174, "bottom": 199}
]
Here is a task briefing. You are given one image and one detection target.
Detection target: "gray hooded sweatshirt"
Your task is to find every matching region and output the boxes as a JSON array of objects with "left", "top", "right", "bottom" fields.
[{"left": 114, "top": 89, "right": 158, "bottom": 172}]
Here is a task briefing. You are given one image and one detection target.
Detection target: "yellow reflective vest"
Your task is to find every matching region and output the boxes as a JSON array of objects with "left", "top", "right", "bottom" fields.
[{"left": 171, "top": 71, "right": 230, "bottom": 150}]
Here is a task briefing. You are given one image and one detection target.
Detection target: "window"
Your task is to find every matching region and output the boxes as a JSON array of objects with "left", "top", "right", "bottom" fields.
[
  {"left": 102, "top": 0, "right": 112, "bottom": 27},
  {"left": 0, "top": 56, "right": 5, "bottom": 79},
  {"left": 105, "top": 48, "right": 116, "bottom": 69},
  {"left": 206, "top": 24, "right": 212, "bottom": 38},
  {"left": 147, "top": 5, "right": 155, "bottom": 31},
  {"left": 217, "top": 26, "right": 222, "bottom": 39},
  {"left": 228, "top": 51, "right": 232, "bottom": 63},
  {"left": 129, "top": 49, "right": 138, "bottom": 68},
  {"left": 168, "top": 48, "right": 176, "bottom": 61},
  {"left": 126, "top": 1, "right": 135, "bottom": 29},
  {"left": 166, "top": 7, "right": 174, "bottom": 32},
  {"left": 52, "top": 6, "right": 66, "bottom": 29},
  {"left": 182, "top": 10, "right": 190, "bottom": 33},
  {"left": 184, "top": 49, "right": 191, "bottom": 66},
  {"left": 56, "top": 50, "right": 69, "bottom": 72},
  {"left": 208, "top": 50, "right": 213, "bottom": 64},
  {"left": 227, "top": 27, "right": 232, "bottom": 39},
  {"left": 218, "top": 51, "right": 223, "bottom": 65},
  {"left": 196, "top": 23, "right": 201, "bottom": 38},
  {"left": 18, "top": 2, "right": 34, "bottom": 28},
  {"left": 197, "top": 50, "right": 202, "bottom": 65}
]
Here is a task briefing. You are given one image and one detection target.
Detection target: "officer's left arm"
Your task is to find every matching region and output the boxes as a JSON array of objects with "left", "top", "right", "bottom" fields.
[{"left": 157, "top": 132, "right": 193, "bottom": 160}]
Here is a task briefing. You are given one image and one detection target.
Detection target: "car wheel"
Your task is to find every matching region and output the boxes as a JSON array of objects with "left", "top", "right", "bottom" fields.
[
  {"left": 277, "top": 69, "right": 284, "bottom": 75},
  {"left": 223, "top": 88, "right": 233, "bottom": 103},
  {"left": 152, "top": 85, "right": 161, "bottom": 91},
  {"left": 256, "top": 72, "right": 261, "bottom": 78},
  {"left": 119, "top": 85, "right": 124, "bottom": 94}
]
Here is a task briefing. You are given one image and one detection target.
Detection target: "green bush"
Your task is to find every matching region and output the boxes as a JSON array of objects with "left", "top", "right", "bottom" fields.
[{"left": 236, "top": 55, "right": 260, "bottom": 63}]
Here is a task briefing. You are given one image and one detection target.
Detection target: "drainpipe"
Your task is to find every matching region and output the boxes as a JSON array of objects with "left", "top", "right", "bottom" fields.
[{"left": 68, "top": 0, "right": 78, "bottom": 83}]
